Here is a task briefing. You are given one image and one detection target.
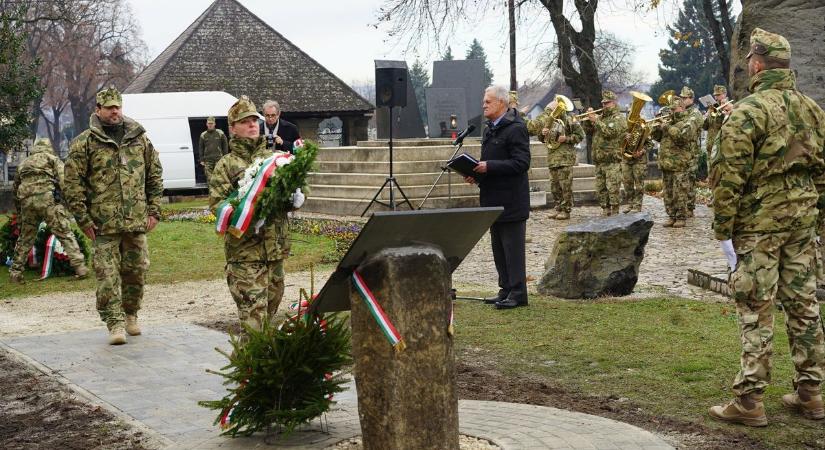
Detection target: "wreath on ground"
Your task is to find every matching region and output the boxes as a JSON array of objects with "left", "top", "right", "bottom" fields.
[{"left": 1, "top": 214, "right": 92, "bottom": 277}]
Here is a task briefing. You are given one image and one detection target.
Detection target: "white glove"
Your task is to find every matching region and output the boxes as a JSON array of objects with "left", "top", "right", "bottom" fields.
[
  {"left": 291, "top": 188, "right": 305, "bottom": 209},
  {"left": 720, "top": 239, "right": 737, "bottom": 271}
]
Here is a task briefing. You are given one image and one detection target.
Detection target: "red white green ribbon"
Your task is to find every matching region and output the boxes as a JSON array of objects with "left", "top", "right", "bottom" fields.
[
  {"left": 214, "top": 191, "right": 238, "bottom": 234},
  {"left": 227, "top": 156, "right": 279, "bottom": 238},
  {"left": 40, "top": 234, "right": 57, "bottom": 279},
  {"left": 448, "top": 303, "right": 454, "bottom": 336},
  {"left": 351, "top": 271, "right": 406, "bottom": 352}
]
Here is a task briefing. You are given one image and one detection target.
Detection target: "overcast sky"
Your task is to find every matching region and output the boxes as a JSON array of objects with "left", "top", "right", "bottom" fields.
[{"left": 126, "top": 0, "right": 730, "bottom": 88}]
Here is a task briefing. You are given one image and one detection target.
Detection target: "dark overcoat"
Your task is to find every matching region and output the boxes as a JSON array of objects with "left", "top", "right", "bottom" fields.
[{"left": 479, "top": 108, "right": 531, "bottom": 223}]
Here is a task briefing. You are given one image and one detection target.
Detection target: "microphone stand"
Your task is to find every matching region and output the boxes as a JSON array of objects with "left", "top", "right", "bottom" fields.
[{"left": 418, "top": 138, "right": 468, "bottom": 209}]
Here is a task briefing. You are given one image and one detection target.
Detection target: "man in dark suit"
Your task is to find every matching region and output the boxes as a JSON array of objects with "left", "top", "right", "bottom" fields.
[
  {"left": 260, "top": 100, "right": 300, "bottom": 152},
  {"left": 465, "top": 85, "right": 531, "bottom": 309}
]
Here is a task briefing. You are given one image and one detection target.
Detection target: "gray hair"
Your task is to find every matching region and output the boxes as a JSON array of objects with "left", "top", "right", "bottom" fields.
[
  {"left": 485, "top": 85, "right": 509, "bottom": 103},
  {"left": 262, "top": 100, "right": 280, "bottom": 112}
]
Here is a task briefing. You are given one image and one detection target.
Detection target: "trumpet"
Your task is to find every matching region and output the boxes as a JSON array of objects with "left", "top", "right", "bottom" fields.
[
  {"left": 573, "top": 107, "right": 606, "bottom": 120},
  {"left": 645, "top": 113, "right": 674, "bottom": 125},
  {"left": 707, "top": 100, "right": 733, "bottom": 118}
]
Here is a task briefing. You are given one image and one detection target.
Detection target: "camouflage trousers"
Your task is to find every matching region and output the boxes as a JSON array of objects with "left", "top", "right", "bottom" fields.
[
  {"left": 662, "top": 170, "right": 690, "bottom": 220},
  {"left": 729, "top": 228, "right": 825, "bottom": 395},
  {"left": 594, "top": 162, "right": 622, "bottom": 209},
  {"left": 94, "top": 232, "right": 148, "bottom": 328},
  {"left": 687, "top": 161, "right": 697, "bottom": 212},
  {"left": 11, "top": 195, "right": 86, "bottom": 276},
  {"left": 225, "top": 260, "right": 285, "bottom": 336},
  {"left": 203, "top": 161, "right": 217, "bottom": 184},
  {"left": 548, "top": 166, "right": 573, "bottom": 213},
  {"left": 621, "top": 161, "right": 646, "bottom": 211}
]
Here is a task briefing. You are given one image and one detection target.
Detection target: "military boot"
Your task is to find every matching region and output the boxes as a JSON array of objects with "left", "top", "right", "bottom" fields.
[
  {"left": 74, "top": 265, "right": 89, "bottom": 280},
  {"left": 686, "top": 210, "right": 695, "bottom": 218},
  {"left": 601, "top": 208, "right": 611, "bottom": 217},
  {"left": 782, "top": 383, "right": 825, "bottom": 420},
  {"left": 9, "top": 272, "right": 25, "bottom": 284},
  {"left": 611, "top": 206, "right": 620, "bottom": 216},
  {"left": 708, "top": 392, "right": 768, "bottom": 427},
  {"left": 108, "top": 324, "right": 127, "bottom": 345},
  {"left": 672, "top": 219, "right": 686, "bottom": 228},
  {"left": 555, "top": 211, "right": 570, "bottom": 220},
  {"left": 662, "top": 218, "right": 675, "bottom": 227},
  {"left": 631, "top": 207, "right": 642, "bottom": 213},
  {"left": 547, "top": 210, "right": 559, "bottom": 219},
  {"left": 622, "top": 206, "right": 634, "bottom": 213},
  {"left": 125, "top": 315, "right": 142, "bottom": 336}
]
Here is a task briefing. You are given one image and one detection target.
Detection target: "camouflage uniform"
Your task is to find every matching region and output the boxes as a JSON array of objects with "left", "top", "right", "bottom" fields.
[
  {"left": 526, "top": 109, "right": 584, "bottom": 214},
  {"left": 582, "top": 91, "right": 627, "bottom": 213},
  {"left": 198, "top": 117, "right": 228, "bottom": 183},
  {"left": 10, "top": 138, "right": 87, "bottom": 279},
  {"left": 703, "top": 85, "right": 728, "bottom": 156},
  {"left": 209, "top": 96, "right": 290, "bottom": 336},
  {"left": 621, "top": 137, "right": 650, "bottom": 212},
  {"left": 709, "top": 29, "right": 825, "bottom": 398},
  {"left": 64, "top": 88, "right": 164, "bottom": 330},
  {"left": 680, "top": 87, "right": 704, "bottom": 214},
  {"left": 651, "top": 102, "right": 700, "bottom": 221}
]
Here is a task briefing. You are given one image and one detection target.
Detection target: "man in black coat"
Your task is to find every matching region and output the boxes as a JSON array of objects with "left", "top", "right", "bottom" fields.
[
  {"left": 465, "top": 85, "right": 531, "bottom": 309},
  {"left": 260, "top": 99, "right": 300, "bottom": 152}
]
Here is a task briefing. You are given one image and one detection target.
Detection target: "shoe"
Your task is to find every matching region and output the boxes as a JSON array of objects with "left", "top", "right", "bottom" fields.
[
  {"left": 547, "top": 210, "right": 559, "bottom": 219},
  {"left": 631, "top": 207, "right": 642, "bottom": 213},
  {"left": 687, "top": 210, "right": 694, "bottom": 218},
  {"left": 782, "top": 383, "right": 825, "bottom": 420},
  {"left": 9, "top": 272, "right": 25, "bottom": 284},
  {"left": 74, "top": 265, "right": 89, "bottom": 280},
  {"left": 555, "top": 211, "right": 570, "bottom": 220},
  {"left": 108, "top": 324, "right": 127, "bottom": 345},
  {"left": 663, "top": 218, "right": 675, "bottom": 227},
  {"left": 610, "top": 206, "right": 620, "bottom": 216},
  {"left": 601, "top": 208, "right": 611, "bottom": 217},
  {"left": 125, "top": 315, "right": 142, "bottom": 336},
  {"left": 708, "top": 393, "right": 768, "bottom": 427},
  {"left": 672, "top": 220, "right": 686, "bottom": 228},
  {"left": 622, "top": 206, "right": 633, "bottom": 213},
  {"left": 494, "top": 298, "right": 520, "bottom": 309}
]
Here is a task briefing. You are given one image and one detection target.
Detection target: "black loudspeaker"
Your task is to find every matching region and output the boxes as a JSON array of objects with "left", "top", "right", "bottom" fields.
[{"left": 375, "top": 67, "right": 407, "bottom": 108}]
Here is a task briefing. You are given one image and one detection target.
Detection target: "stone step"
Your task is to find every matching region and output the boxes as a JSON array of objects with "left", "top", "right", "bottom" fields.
[
  {"left": 313, "top": 159, "right": 543, "bottom": 175},
  {"left": 308, "top": 179, "right": 552, "bottom": 201},
  {"left": 316, "top": 141, "right": 546, "bottom": 163},
  {"left": 308, "top": 168, "right": 551, "bottom": 186},
  {"left": 302, "top": 195, "right": 481, "bottom": 216}
]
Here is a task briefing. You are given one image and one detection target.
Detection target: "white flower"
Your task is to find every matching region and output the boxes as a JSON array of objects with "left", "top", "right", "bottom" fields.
[{"left": 237, "top": 158, "right": 266, "bottom": 198}]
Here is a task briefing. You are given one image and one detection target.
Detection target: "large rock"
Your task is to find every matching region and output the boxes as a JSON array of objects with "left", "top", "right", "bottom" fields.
[
  {"left": 538, "top": 212, "right": 653, "bottom": 299},
  {"left": 350, "top": 245, "right": 459, "bottom": 450},
  {"left": 731, "top": 0, "right": 825, "bottom": 105}
]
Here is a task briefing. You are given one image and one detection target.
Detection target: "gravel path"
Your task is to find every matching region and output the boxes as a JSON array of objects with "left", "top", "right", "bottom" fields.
[{"left": 1, "top": 196, "right": 725, "bottom": 338}]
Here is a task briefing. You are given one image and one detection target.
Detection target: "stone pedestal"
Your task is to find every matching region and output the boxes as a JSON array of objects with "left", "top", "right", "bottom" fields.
[{"left": 350, "top": 245, "right": 458, "bottom": 450}]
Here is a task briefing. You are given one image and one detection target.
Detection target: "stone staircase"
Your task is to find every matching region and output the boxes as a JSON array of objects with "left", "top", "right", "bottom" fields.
[{"left": 303, "top": 138, "right": 597, "bottom": 216}]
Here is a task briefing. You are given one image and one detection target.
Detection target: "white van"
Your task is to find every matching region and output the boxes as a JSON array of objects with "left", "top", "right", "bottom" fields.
[{"left": 121, "top": 91, "right": 238, "bottom": 191}]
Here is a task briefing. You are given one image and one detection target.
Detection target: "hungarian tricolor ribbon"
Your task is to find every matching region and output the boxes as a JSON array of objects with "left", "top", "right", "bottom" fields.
[
  {"left": 351, "top": 271, "right": 406, "bottom": 352},
  {"left": 448, "top": 302, "right": 455, "bottom": 336},
  {"left": 40, "top": 234, "right": 57, "bottom": 279},
  {"left": 227, "top": 156, "right": 279, "bottom": 238},
  {"left": 214, "top": 191, "right": 239, "bottom": 234}
]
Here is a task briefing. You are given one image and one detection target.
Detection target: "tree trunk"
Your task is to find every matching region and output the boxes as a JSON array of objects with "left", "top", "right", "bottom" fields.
[
  {"left": 508, "top": 0, "right": 517, "bottom": 91},
  {"left": 702, "top": 0, "right": 730, "bottom": 86}
]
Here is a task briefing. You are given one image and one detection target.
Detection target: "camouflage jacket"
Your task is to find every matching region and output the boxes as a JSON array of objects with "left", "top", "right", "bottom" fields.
[
  {"left": 582, "top": 106, "right": 627, "bottom": 165},
  {"left": 684, "top": 105, "right": 704, "bottom": 164},
  {"left": 709, "top": 68, "right": 825, "bottom": 240},
  {"left": 526, "top": 112, "right": 584, "bottom": 168},
  {"left": 208, "top": 136, "right": 289, "bottom": 263},
  {"left": 64, "top": 115, "right": 164, "bottom": 235},
  {"left": 13, "top": 140, "right": 63, "bottom": 204},
  {"left": 651, "top": 111, "right": 700, "bottom": 172},
  {"left": 702, "top": 109, "right": 725, "bottom": 150},
  {"left": 198, "top": 129, "right": 228, "bottom": 164}
]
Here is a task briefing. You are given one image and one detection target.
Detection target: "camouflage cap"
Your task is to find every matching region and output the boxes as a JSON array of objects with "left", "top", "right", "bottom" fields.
[
  {"left": 601, "top": 90, "right": 617, "bottom": 103},
  {"left": 713, "top": 85, "right": 727, "bottom": 96},
  {"left": 509, "top": 90, "right": 519, "bottom": 105},
  {"left": 668, "top": 96, "right": 682, "bottom": 109},
  {"left": 227, "top": 95, "right": 262, "bottom": 124},
  {"left": 96, "top": 86, "right": 122, "bottom": 107},
  {"left": 33, "top": 137, "right": 53, "bottom": 152},
  {"left": 679, "top": 86, "right": 694, "bottom": 98},
  {"left": 206, "top": 116, "right": 216, "bottom": 124},
  {"left": 747, "top": 27, "right": 791, "bottom": 61}
]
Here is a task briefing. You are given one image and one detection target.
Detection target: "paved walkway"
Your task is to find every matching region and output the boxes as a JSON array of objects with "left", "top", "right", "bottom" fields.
[{"left": 1, "top": 323, "right": 673, "bottom": 450}]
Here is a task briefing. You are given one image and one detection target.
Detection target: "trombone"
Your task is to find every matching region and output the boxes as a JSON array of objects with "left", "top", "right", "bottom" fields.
[{"left": 573, "top": 107, "right": 606, "bottom": 120}]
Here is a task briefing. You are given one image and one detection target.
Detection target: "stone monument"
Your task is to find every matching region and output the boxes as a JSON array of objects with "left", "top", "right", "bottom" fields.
[
  {"left": 375, "top": 60, "right": 427, "bottom": 139},
  {"left": 426, "top": 60, "right": 484, "bottom": 138}
]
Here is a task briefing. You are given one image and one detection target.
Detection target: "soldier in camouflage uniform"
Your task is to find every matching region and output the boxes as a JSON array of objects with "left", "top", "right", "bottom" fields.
[
  {"left": 650, "top": 98, "right": 699, "bottom": 228},
  {"left": 9, "top": 138, "right": 88, "bottom": 283},
  {"left": 620, "top": 134, "right": 650, "bottom": 213},
  {"left": 679, "top": 86, "right": 704, "bottom": 218},
  {"left": 702, "top": 85, "right": 732, "bottom": 167},
  {"left": 64, "top": 87, "right": 164, "bottom": 345},
  {"left": 581, "top": 90, "right": 627, "bottom": 216},
  {"left": 209, "top": 96, "right": 299, "bottom": 340},
  {"left": 526, "top": 99, "right": 584, "bottom": 220},
  {"left": 708, "top": 28, "right": 825, "bottom": 427},
  {"left": 198, "top": 116, "right": 228, "bottom": 183}
]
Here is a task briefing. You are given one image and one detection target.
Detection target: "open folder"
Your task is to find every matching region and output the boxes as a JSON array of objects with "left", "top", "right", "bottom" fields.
[{"left": 447, "top": 153, "right": 485, "bottom": 182}]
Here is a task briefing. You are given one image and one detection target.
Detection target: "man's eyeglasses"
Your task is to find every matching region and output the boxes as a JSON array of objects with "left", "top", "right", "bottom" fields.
[{"left": 264, "top": 114, "right": 278, "bottom": 118}]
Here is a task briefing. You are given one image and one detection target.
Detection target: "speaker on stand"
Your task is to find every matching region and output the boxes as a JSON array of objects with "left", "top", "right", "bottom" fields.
[{"left": 362, "top": 67, "right": 414, "bottom": 216}]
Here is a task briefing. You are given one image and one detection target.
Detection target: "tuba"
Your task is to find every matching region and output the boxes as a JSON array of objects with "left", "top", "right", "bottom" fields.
[
  {"left": 621, "top": 91, "right": 653, "bottom": 159},
  {"left": 546, "top": 94, "right": 574, "bottom": 150}
]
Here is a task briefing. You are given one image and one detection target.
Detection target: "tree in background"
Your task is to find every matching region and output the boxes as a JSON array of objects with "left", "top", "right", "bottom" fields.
[
  {"left": 465, "top": 39, "right": 493, "bottom": 88},
  {"left": 0, "top": 6, "right": 42, "bottom": 154},
  {"left": 408, "top": 59, "right": 430, "bottom": 125},
  {"left": 441, "top": 46, "right": 454, "bottom": 61},
  {"left": 648, "top": 0, "right": 728, "bottom": 102}
]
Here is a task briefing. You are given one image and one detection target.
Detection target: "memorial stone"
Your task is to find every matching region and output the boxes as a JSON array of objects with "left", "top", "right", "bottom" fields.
[
  {"left": 375, "top": 60, "right": 426, "bottom": 139},
  {"left": 424, "top": 88, "right": 468, "bottom": 139},
  {"left": 428, "top": 60, "right": 484, "bottom": 137}
]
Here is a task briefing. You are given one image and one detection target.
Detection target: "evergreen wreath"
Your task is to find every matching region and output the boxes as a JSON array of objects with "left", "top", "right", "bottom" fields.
[
  {"left": 254, "top": 140, "right": 318, "bottom": 220},
  {"left": 1, "top": 214, "right": 91, "bottom": 275},
  {"left": 199, "top": 304, "right": 352, "bottom": 438}
]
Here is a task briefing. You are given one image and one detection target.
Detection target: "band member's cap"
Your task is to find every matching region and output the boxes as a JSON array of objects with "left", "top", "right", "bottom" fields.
[
  {"left": 746, "top": 27, "right": 791, "bottom": 61},
  {"left": 679, "top": 86, "right": 694, "bottom": 98},
  {"left": 601, "top": 90, "right": 617, "bottom": 103},
  {"left": 713, "top": 85, "right": 727, "bottom": 96}
]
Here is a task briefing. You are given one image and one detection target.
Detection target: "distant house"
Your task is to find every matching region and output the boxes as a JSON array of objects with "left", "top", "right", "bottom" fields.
[
  {"left": 124, "top": 0, "right": 373, "bottom": 145},
  {"left": 517, "top": 80, "right": 574, "bottom": 119}
]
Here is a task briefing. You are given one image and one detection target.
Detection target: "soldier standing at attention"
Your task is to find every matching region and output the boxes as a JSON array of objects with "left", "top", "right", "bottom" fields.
[
  {"left": 198, "top": 116, "right": 228, "bottom": 183},
  {"left": 64, "top": 87, "right": 164, "bottom": 345},
  {"left": 709, "top": 28, "right": 825, "bottom": 427},
  {"left": 702, "top": 85, "right": 733, "bottom": 173},
  {"left": 9, "top": 138, "right": 88, "bottom": 283},
  {"left": 210, "top": 96, "right": 303, "bottom": 339},
  {"left": 679, "top": 86, "right": 703, "bottom": 218},
  {"left": 581, "top": 90, "right": 627, "bottom": 216},
  {"left": 526, "top": 98, "right": 584, "bottom": 220},
  {"left": 620, "top": 133, "right": 651, "bottom": 214}
]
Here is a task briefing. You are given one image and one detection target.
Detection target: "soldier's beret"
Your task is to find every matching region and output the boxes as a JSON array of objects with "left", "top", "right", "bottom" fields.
[
  {"left": 96, "top": 86, "right": 122, "bottom": 107},
  {"left": 206, "top": 116, "right": 216, "bottom": 124},
  {"left": 228, "top": 95, "right": 262, "bottom": 124},
  {"left": 747, "top": 27, "right": 791, "bottom": 61},
  {"left": 713, "top": 85, "right": 727, "bottom": 96},
  {"left": 679, "top": 86, "right": 694, "bottom": 98},
  {"left": 601, "top": 90, "right": 617, "bottom": 103}
]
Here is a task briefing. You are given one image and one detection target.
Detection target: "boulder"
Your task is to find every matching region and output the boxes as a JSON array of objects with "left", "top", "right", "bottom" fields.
[{"left": 537, "top": 212, "right": 653, "bottom": 299}]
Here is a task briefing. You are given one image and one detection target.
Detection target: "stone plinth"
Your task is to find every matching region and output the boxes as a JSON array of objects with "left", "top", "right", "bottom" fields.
[{"left": 350, "top": 245, "right": 458, "bottom": 450}]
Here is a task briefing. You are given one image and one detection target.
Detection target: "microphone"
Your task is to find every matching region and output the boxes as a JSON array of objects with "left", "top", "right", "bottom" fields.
[{"left": 451, "top": 125, "right": 476, "bottom": 146}]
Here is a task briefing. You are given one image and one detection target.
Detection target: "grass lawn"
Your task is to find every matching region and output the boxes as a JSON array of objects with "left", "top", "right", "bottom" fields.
[
  {"left": 163, "top": 197, "right": 210, "bottom": 212},
  {"left": 1, "top": 220, "right": 334, "bottom": 299},
  {"left": 454, "top": 295, "right": 825, "bottom": 449}
]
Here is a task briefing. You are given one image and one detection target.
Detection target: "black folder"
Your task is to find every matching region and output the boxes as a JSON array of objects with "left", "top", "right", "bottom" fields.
[{"left": 447, "top": 153, "right": 484, "bottom": 181}]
